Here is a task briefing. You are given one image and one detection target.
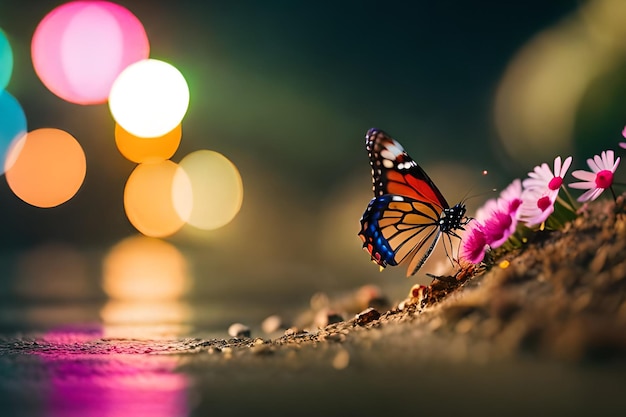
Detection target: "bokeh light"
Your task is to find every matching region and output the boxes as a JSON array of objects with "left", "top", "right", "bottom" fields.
[
  {"left": 109, "top": 59, "right": 189, "bottom": 138},
  {"left": 101, "top": 235, "right": 192, "bottom": 335},
  {"left": 0, "top": 90, "right": 26, "bottom": 173},
  {"left": 35, "top": 338, "right": 190, "bottom": 417},
  {"left": 494, "top": 24, "right": 591, "bottom": 164},
  {"left": 5, "top": 128, "right": 86, "bottom": 208},
  {"left": 101, "top": 300, "right": 192, "bottom": 331},
  {"left": 115, "top": 123, "right": 182, "bottom": 163},
  {"left": 0, "top": 28, "right": 13, "bottom": 90},
  {"left": 173, "top": 150, "right": 243, "bottom": 230},
  {"left": 494, "top": 0, "right": 626, "bottom": 166},
  {"left": 31, "top": 1, "right": 149, "bottom": 104},
  {"left": 102, "top": 235, "right": 191, "bottom": 300},
  {"left": 124, "top": 160, "right": 192, "bottom": 237}
]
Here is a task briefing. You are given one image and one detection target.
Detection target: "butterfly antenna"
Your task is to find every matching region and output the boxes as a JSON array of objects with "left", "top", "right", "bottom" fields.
[{"left": 459, "top": 170, "right": 498, "bottom": 206}]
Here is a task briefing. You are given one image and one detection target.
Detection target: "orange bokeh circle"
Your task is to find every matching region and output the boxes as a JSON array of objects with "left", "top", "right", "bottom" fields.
[
  {"left": 115, "top": 123, "right": 182, "bottom": 163},
  {"left": 123, "top": 160, "right": 190, "bottom": 237},
  {"left": 5, "top": 128, "right": 86, "bottom": 208},
  {"left": 103, "top": 235, "right": 190, "bottom": 300}
]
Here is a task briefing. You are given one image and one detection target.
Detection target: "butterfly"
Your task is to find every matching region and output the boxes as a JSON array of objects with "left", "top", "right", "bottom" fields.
[{"left": 358, "top": 128, "right": 469, "bottom": 277}]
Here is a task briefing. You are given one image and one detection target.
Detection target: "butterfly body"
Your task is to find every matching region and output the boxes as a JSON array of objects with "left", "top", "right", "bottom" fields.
[{"left": 358, "top": 128, "right": 468, "bottom": 277}]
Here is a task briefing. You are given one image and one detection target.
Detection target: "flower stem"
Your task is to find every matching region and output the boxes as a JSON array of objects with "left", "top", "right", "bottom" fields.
[
  {"left": 610, "top": 185, "right": 617, "bottom": 202},
  {"left": 560, "top": 185, "right": 579, "bottom": 212}
]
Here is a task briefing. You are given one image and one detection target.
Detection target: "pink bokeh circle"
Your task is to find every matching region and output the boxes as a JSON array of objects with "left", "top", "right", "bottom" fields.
[{"left": 31, "top": 1, "right": 150, "bottom": 105}]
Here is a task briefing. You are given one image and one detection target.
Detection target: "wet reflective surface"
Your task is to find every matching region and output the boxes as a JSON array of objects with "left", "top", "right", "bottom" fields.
[
  {"left": 0, "top": 240, "right": 314, "bottom": 417},
  {"left": 2, "top": 323, "right": 626, "bottom": 417},
  {"left": 1, "top": 234, "right": 626, "bottom": 417},
  {"left": 1, "top": 328, "right": 190, "bottom": 417}
]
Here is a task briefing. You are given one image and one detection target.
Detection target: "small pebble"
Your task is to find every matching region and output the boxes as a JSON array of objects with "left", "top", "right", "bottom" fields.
[
  {"left": 261, "top": 315, "right": 283, "bottom": 334},
  {"left": 228, "top": 323, "right": 251, "bottom": 338},
  {"left": 314, "top": 309, "right": 344, "bottom": 328},
  {"left": 284, "top": 327, "right": 306, "bottom": 336},
  {"left": 355, "top": 307, "right": 380, "bottom": 326}
]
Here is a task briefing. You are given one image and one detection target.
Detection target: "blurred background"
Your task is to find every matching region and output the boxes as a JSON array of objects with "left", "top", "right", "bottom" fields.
[{"left": 1, "top": 0, "right": 626, "bottom": 337}]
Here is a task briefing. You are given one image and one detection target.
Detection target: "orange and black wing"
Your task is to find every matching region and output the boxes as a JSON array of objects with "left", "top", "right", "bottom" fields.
[
  {"left": 358, "top": 194, "right": 444, "bottom": 277},
  {"left": 365, "top": 128, "right": 449, "bottom": 210}
]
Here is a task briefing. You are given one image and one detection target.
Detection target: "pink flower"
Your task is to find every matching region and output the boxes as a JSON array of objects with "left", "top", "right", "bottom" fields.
[
  {"left": 463, "top": 179, "right": 522, "bottom": 260},
  {"left": 459, "top": 221, "right": 488, "bottom": 264},
  {"left": 480, "top": 179, "right": 523, "bottom": 248},
  {"left": 518, "top": 187, "right": 557, "bottom": 227},
  {"left": 568, "top": 150, "right": 620, "bottom": 202},
  {"left": 522, "top": 156, "right": 572, "bottom": 196},
  {"left": 482, "top": 210, "right": 514, "bottom": 248},
  {"left": 619, "top": 142, "right": 626, "bottom": 150},
  {"left": 474, "top": 198, "right": 497, "bottom": 224},
  {"left": 497, "top": 178, "right": 523, "bottom": 216}
]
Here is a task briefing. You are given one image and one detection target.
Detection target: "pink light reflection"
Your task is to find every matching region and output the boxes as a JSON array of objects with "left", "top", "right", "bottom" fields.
[{"left": 35, "top": 326, "right": 190, "bottom": 417}]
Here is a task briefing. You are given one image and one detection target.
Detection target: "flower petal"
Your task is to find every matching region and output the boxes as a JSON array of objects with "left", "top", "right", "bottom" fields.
[
  {"left": 553, "top": 156, "right": 562, "bottom": 177},
  {"left": 605, "top": 150, "right": 615, "bottom": 168},
  {"left": 561, "top": 156, "right": 573, "bottom": 177},
  {"left": 592, "top": 187, "right": 605, "bottom": 201},
  {"left": 577, "top": 187, "right": 602, "bottom": 202},
  {"left": 459, "top": 221, "right": 487, "bottom": 264},
  {"left": 475, "top": 198, "right": 498, "bottom": 223},
  {"left": 568, "top": 181, "right": 596, "bottom": 189},
  {"left": 537, "top": 163, "right": 552, "bottom": 179},
  {"left": 522, "top": 178, "right": 545, "bottom": 190},
  {"left": 612, "top": 156, "right": 621, "bottom": 173},
  {"left": 570, "top": 170, "right": 596, "bottom": 182},
  {"left": 594, "top": 154, "right": 604, "bottom": 171}
]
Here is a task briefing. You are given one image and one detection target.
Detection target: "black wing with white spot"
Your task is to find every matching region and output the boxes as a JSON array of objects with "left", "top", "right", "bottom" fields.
[{"left": 365, "top": 128, "right": 449, "bottom": 210}]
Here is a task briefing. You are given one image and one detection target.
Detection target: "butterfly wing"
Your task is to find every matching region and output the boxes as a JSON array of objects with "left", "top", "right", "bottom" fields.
[
  {"left": 365, "top": 128, "right": 449, "bottom": 210},
  {"left": 358, "top": 194, "right": 444, "bottom": 277}
]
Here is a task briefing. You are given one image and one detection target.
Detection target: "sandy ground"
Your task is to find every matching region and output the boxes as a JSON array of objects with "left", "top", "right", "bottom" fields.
[{"left": 1, "top": 198, "right": 626, "bottom": 416}]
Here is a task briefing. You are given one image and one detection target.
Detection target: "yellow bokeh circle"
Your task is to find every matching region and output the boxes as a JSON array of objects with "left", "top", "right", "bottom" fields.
[{"left": 173, "top": 150, "right": 243, "bottom": 230}]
